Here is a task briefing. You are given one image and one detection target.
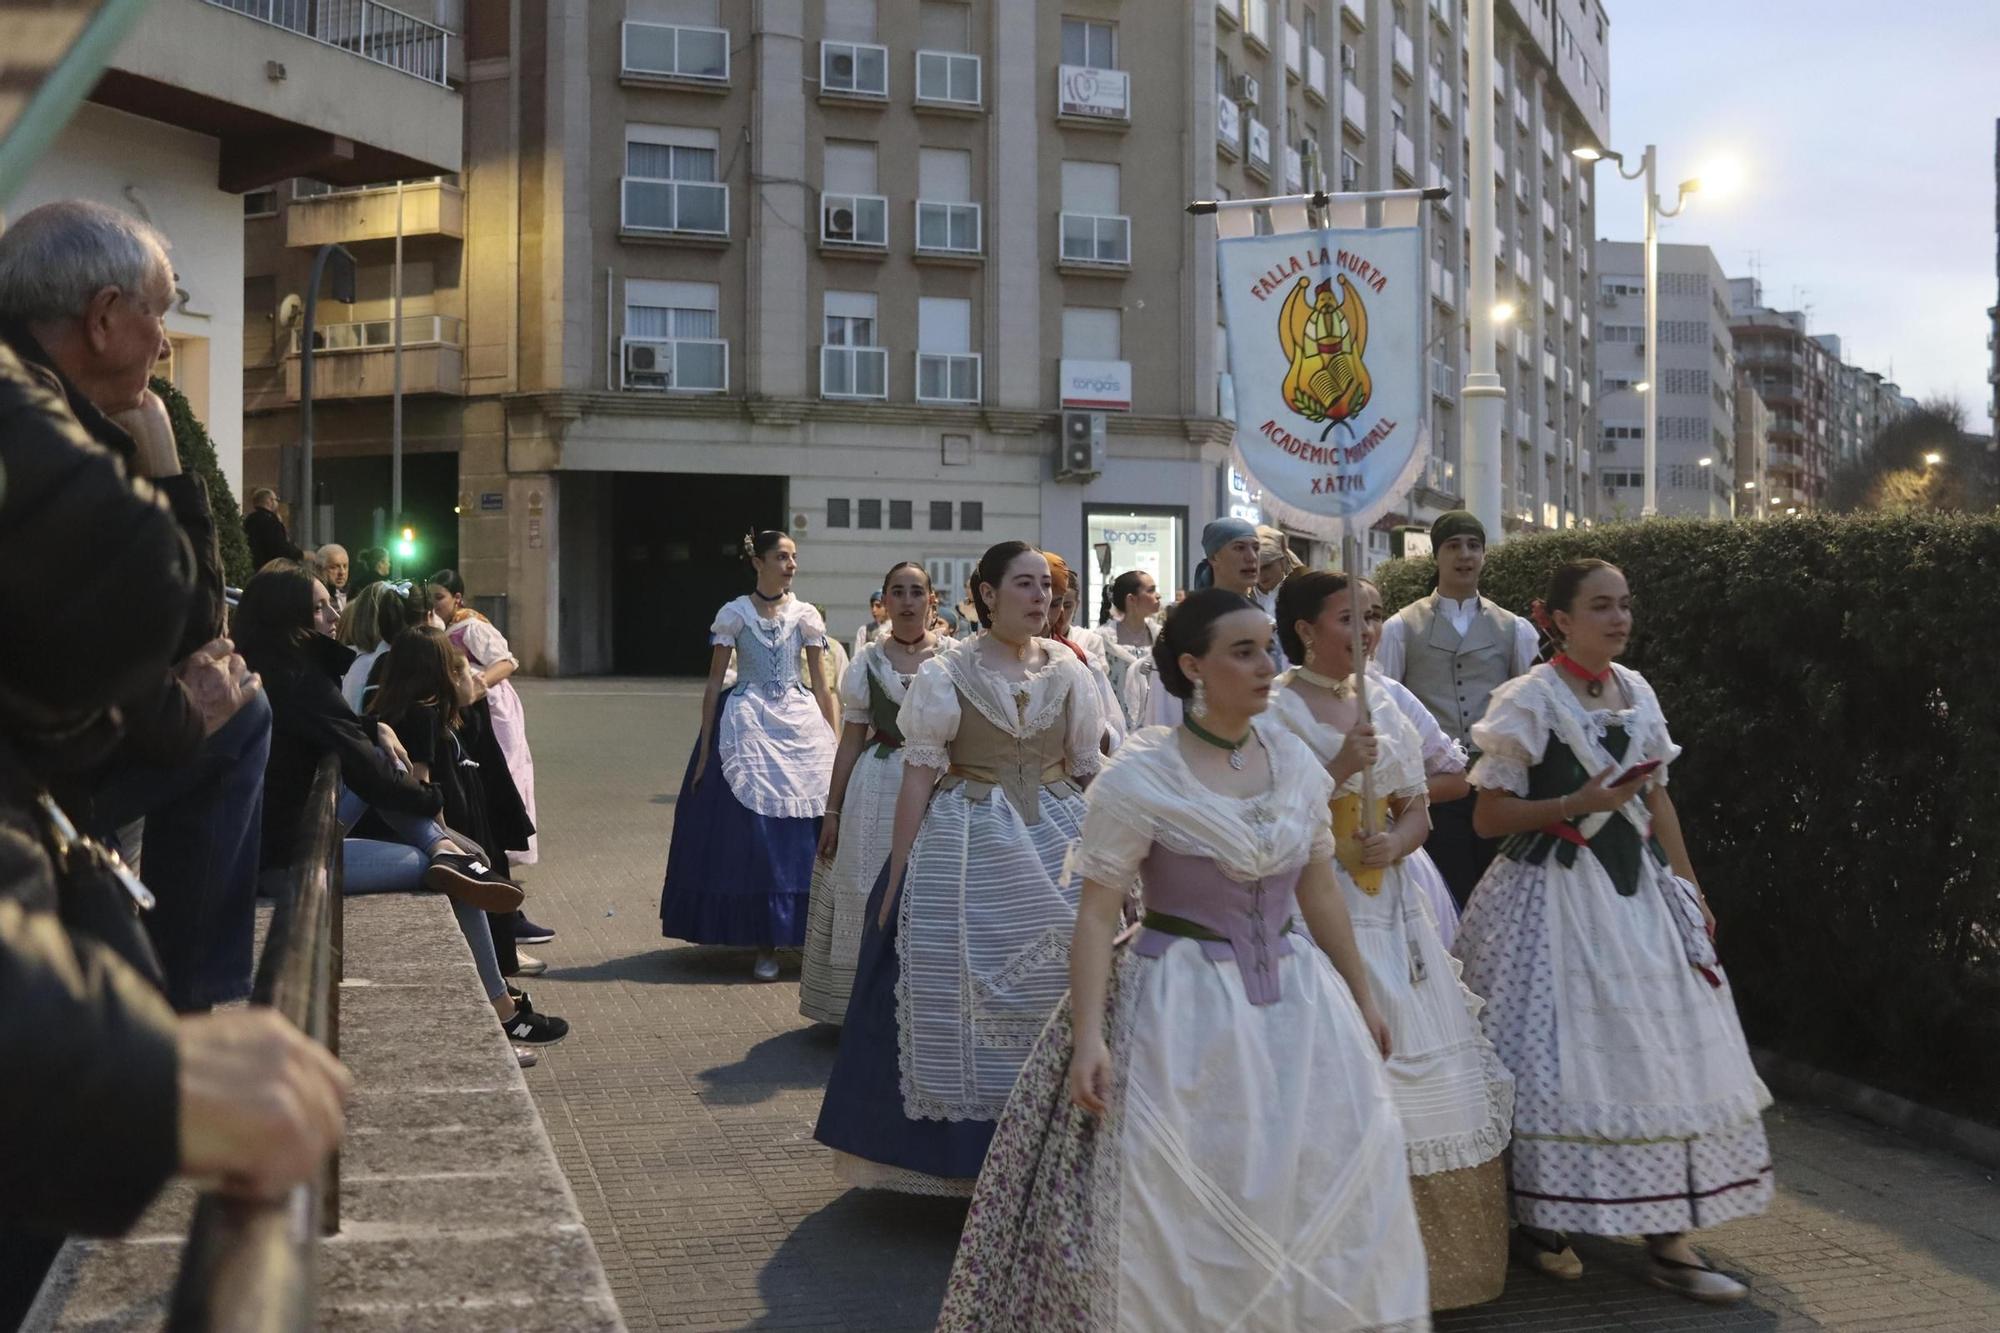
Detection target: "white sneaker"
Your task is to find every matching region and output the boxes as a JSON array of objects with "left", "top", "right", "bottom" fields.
[
  {"left": 512, "top": 951, "right": 548, "bottom": 977},
  {"left": 514, "top": 1045, "right": 539, "bottom": 1068},
  {"left": 752, "top": 953, "right": 781, "bottom": 981},
  {"left": 1645, "top": 1252, "right": 1748, "bottom": 1304}
]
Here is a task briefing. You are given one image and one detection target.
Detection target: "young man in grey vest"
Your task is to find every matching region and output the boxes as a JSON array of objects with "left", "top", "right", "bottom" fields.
[{"left": 1376, "top": 510, "right": 1539, "bottom": 907}]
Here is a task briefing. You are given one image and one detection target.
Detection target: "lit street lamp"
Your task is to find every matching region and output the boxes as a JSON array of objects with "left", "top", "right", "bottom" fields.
[
  {"left": 1923, "top": 450, "right": 1944, "bottom": 467},
  {"left": 1572, "top": 142, "right": 1722, "bottom": 519}
]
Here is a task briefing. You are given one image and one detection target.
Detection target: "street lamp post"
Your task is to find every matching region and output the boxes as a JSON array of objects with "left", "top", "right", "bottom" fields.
[
  {"left": 1462, "top": 0, "right": 1505, "bottom": 542},
  {"left": 1572, "top": 143, "right": 1701, "bottom": 520},
  {"left": 298, "top": 242, "right": 357, "bottom": 549}
]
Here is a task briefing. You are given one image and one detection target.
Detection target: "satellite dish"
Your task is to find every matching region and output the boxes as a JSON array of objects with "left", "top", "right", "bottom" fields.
[{"left": 277, "top": 293, "right": 304, "bottom": 328}]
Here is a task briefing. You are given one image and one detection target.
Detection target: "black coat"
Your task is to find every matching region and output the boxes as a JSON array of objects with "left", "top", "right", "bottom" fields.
[
  {"left": 244, "top": 507, "right": 302, "bottom": 574},
  {"left": 252, "top": 634, "right": 441, "bottom": 869}
]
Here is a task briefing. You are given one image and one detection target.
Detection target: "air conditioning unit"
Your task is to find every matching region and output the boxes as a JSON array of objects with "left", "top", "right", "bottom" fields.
[
  {"left": 824, "top": 203, "right": 857, "bottom": 241},
  {"left": 828, "top": 49, "right": 856, "bottom": 85},
  {"left": 1235, "top": 73, "right": 1261, "bottom": 106},
  {"left": 1598, "top": 291, "right": 1617, "bottom": 308},
  {"left": 624, "top": 342, "right": 667, "bottom": 387},
  {"left": 1056, "top": 411, "right": 1106, "bottom": 482}
]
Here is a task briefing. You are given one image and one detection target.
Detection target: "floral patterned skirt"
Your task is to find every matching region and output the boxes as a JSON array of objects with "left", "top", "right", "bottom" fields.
[{"left": 940, "top": 943, "right": 1432, "bottom": 1332}]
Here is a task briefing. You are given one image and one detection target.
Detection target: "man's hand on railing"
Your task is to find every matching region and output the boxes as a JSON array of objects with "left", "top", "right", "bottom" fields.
[{"left": 177, "top": 1008, "right": 350, "bottom": 1200}]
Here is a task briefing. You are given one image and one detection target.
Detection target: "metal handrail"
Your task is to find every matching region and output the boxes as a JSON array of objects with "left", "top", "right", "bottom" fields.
[{"left": 167, "top": 755, "right": 344, "bottom": 1332}]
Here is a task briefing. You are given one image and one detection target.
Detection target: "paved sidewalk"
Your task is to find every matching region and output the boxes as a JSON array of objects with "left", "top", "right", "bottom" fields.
[{"left": 513, "top": 679, "right": 2000, "bottom": 1332}]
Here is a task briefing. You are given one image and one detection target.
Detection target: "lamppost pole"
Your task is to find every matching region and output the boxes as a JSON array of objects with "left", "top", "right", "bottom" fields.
[{"left": 1462, "top": 0, "right": 1505, "bottom": 540}]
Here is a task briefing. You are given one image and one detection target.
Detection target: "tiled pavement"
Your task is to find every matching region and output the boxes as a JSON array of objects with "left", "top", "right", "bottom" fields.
[{"left": 513, "top": 679, "right": 2000, "bottom": 1332}]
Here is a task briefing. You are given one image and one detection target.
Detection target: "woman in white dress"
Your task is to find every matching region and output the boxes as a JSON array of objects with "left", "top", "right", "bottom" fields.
[
  {"left": 659, "top": 531, "right": 838, "bottom": 981},
  {"left": 1359, "top": 578, "right": 1472, "bottom": 950},
  {"left": 1267, "top": 570, "right": 1514, "bottom": 1311},
  {"left": 814, "top": 542, "right": 1105, "bottom": 1194},
  {"left": 430, "top": 570, "right": 538, "bottom": 866},
  {"left": 1456, "top": 559, "right": 1771, "bottom": 1303},
  {"left": 1087, "top": 569, "right": 1161, "bottom": 731},
  {"left": 799, "top": 562, "right": 939, "bottom": 1026},
  {"left": 938, "top": 589, "right": 1428, "bottom": 1331}
]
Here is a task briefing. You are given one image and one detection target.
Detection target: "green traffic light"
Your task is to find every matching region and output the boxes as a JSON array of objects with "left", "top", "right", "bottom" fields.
[{"left": 395, "top": 525, "right": 417, "bottom": 561}]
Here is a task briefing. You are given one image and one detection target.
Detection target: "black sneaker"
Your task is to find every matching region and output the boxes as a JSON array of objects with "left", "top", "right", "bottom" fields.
[
  {"left": 513, "top": 914, "right": 556, "bottom": 944},
  {"left": 424, "top": 852, "right": 524, "bottom": 913},
  {"left": 502, "top": 994, "right": 569, "bottom": 1045}
]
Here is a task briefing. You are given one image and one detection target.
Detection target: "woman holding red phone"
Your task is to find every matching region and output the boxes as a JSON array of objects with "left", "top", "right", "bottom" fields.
[{"left": 1454, "top": 558, "right": 1771, "bottom": 1305}]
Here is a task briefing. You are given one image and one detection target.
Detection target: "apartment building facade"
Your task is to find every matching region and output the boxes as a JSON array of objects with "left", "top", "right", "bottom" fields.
[
  {"left": 12, "top": 0, "right": 461, "bottom": 493},
  {"left": 1732, "top": 366, "right": 1770, "bottom": 518},
  {"left": 240, "top": 0, "right": 1608, "bottom": 673},
  {"left": 1591, "top": 240, "right": 1736, "bottom": 519}
]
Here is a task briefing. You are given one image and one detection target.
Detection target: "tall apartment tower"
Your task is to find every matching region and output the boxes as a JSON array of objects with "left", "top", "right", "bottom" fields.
[
  {"left": 1989, "top": 116, "right": 1998, "bottom": 441},
  {"left": 1591, "top": 240, "right": 1736, "bottom": 519},
  {"left": 241, "top": 0, "right": 1608, "bottom": 673},
  {"left": 1732, "top": 366, "right": 1770, "bottom": 519}
]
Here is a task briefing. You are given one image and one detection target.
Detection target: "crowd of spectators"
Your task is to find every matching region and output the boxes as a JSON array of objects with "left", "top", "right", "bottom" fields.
[{"left": 0, "top": 198, "right": 562, "bottom": 1317}]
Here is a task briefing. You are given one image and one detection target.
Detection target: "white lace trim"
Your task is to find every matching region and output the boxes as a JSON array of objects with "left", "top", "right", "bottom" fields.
[
  {"left": 1469, "top": 754, "right": 1530, "bottom": 796},
  {"left": 1541, "top": 1084, "right": 1776, "bottom": 1143},
  {"left": 900, "top": 743, "right": 950, "bottom": 771},
  {"left": 942, "top": 636, "right": 1079, "bottom": 739}
]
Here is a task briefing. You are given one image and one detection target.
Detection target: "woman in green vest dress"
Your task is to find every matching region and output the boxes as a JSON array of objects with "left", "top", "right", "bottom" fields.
[
  {"left": 1456, "top": 559, "right": 1772, "bottom": 1304},
  {"left": 800, "top": 562, "right": 941, "bottom": 1025}
]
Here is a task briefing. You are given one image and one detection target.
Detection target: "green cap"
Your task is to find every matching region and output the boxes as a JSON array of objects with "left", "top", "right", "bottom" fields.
[{"left": 1430, "top": 510, "right": 1486, "bottom": 547}]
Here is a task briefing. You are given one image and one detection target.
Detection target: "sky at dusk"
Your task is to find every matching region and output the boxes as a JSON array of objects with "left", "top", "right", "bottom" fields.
[{"left": 1596, "top": 1, "right": 1998, "bottom": 418}]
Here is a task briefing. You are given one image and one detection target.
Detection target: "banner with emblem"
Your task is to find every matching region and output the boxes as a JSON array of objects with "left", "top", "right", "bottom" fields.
[{"left": 1216, "top": 221, "right": 1428, "bottom": 537}]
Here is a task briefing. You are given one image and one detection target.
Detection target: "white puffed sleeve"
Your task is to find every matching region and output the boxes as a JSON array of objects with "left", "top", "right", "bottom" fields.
[
  {"left": 1468, "top": 674, "right": 1553, "bottom": 796},
  {"left": 709, "top": 599, "right": 746, "bottom": 648},
  {"left": 1090, "top": 661, "right": 1125, "bottom": 753},
  {"left": 896, "top": 657, "right": 961, "bottom": 771},
  {"left": 1063, "top": 749, "right": 1155, "bottom": 894},
  {"left": 796, "top": 603, "right": 829, "bottom": 649},
  {"left": 457, "top": 617, "right": 517, "bottom": 669},
  {"left": 1369, "top": 693, "right": 1431, "bottom": 801},
  {"left": 1060, "top": 658, "right": 1107, "bottom": 777},
  {"left": 1376, "top": 675, "right": 1468, "bottom": 776},
  {"left": 1620, "top": 668, "right": 1685, "bottom": 786},
  {"left": 838, "top": 651, "right": 873, "bottom": 725}
]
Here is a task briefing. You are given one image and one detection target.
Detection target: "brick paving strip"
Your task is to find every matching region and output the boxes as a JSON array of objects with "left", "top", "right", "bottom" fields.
[{"left": 516, "top": 680, "right": 2000, "bottom": 1332}]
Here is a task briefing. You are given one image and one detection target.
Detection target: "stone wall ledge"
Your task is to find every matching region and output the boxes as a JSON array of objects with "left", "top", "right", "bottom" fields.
[{"left": 26, "top": 893, "right": 625, "bottom": 1332}]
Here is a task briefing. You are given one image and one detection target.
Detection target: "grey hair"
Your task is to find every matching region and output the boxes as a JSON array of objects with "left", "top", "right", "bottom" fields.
[
  {"left": 317, "top": 543, "right": 348, "bottom": 561},
  {"left": 0, "top": 199, "right": 171, "bottom": 323}
]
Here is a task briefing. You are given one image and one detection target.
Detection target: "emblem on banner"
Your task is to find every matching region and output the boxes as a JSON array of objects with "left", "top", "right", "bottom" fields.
[{"left": 1279, "top": 275, "right": 1371, "bottom": 434}]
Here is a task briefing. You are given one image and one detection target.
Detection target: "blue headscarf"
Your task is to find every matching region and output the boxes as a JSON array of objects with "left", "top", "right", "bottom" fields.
[{"left": 1192, "top": 516, "right": 1258, "bottom": 589}]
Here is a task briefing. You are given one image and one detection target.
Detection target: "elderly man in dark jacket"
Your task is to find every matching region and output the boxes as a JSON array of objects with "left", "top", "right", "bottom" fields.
[
  {"left": 0, "top": 199, "right": 272, "bottom": 1011},
  {"left": 0, "top": 340, "right": 348, "bottom": 1325}
]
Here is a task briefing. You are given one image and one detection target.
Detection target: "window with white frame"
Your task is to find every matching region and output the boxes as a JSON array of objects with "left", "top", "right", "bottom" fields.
[
  {"left": 822, "top": 141, "right": 888, "bottom": 246},
  {"left": 1062, "top": 307, "right": 1122, "bottom": 362},
  {"left": 917, "top": 147, "right": 980, "bottom": 254},
  {"left": 917, "top": 296, "right": 979, "bottom": 403},
  {"left": 623, "top": 125, "right": 727, "bottom": 235},
  {"left": 916, "top": 50, "right": 980, "bottom": 105},
  {"left": 623, "top": 0, "right": 727, "bottom": 83},
  {"left": 822, "top": 290, "right": 885, "bottom": 398},
  {"left": 1059, "top": 160, "right": 1129, "bottom": 266},
  {"left": 623, "top": 278, "right": 725, "bottom": 391},
  {"left": 1060, "top": 17, "right": 1116, "bottom": 69}
]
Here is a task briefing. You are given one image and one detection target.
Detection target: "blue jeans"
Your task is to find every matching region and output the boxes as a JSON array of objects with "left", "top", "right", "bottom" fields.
[
  {"left": 92, "top": 690, "right": 272, "bottom": 1012},
  {"left": 335, "top": 789, "right": 507, "bottom": 1003}
]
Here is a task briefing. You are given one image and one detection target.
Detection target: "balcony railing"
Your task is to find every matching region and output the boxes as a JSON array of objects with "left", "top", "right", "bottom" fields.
[
  {"left": 820, "top": 345, "right": 888, "bottom": 399},
  {"left": 1307, "top": 48, "right": 1327, "bottom": 98},
  {"left": 916, "top": 200, "right": 982, "bottom": 255},
  {"left": 916, "top": 49, "right": 981, "bottom": 106},
  {"left": 1059, "top": 212, "right": 1132, "bottom": 267},
  {"left": 1431, "top": 356, "right": 1457, "bottom": 401},
  {"left": 621, "top": 21, "right": 729, "bottom": 85},
  {"left": 1429, "top": 73, "right": 1452, "bottom": 120},
  {"left": 621, "top": 336, "right": 728, "bottom": 392},
  {"left": 1429, "top": 259, "right": 1456, "bottom": 309},
  {"left": 1393, "top": 131, "right": 1415, "bottom": 179},
  {"left": 1284, "top": 22, "right": 1303, "bottom": 77},
  {"left": 1057, "top": 64, "right": 1130, "bottom": 121},
  {"left": 1392, "top": 26, "right": 1414, "bottom": 77},
  {"left": 202, "top": 0, "right": 450, "bottom": 85},
  {"left": 917, "top": 351, "right": 981, "bottom": 404},
  {"left": 290, "top": 313, "right": 463, "bottom": 354},
  {"left": 1342, "top": 0, "right": 1365, "bottom": 25},
  {"left": 1243, "top": 0, "right": 1271, "bottom": 47},
  {"left": 1342, "top": 79, "right": 1366, "bottom": 132},
  {"left": 1216, "top": 94, "right": 1242, "bottom": 153},
  {"left": 622, "top": 178, "right": 729, "bottom": 237},
  {"left": 1284, "top": 147, "right": 1304, "bottom": 193},
  {"left": 821, "top": 193, "right": 889, "bottom": 248}
]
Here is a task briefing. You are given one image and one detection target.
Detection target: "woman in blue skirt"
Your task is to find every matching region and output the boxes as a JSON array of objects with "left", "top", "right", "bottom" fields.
[{"left": 661, "top": 530, "right": 838, "bottom": 979}]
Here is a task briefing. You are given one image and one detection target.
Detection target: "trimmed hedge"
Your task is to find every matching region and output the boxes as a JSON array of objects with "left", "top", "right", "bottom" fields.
[
  {"left": 150, "top": 375, "right": 254, "bottom": 587},
  {"left": 1376, "top": 517, "right": 2000, "bottom": 1123}
]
